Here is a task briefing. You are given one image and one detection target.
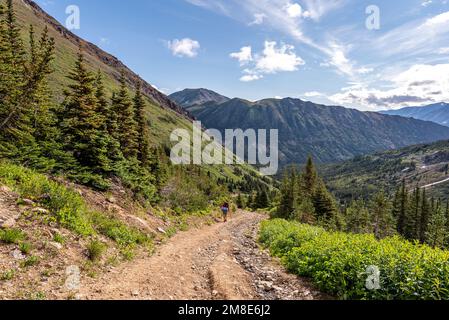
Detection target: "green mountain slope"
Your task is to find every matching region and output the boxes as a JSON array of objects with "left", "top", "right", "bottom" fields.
[
  {"left": 171, "top": 89, "right": 449, "bottom": 166},
  {"left": 15, "top": 0, "right": 190, "bottom": 145},
  {"left": 9, "top": 0, "right": 271, "bottom": 189},
  {"left": 321, "top": 140, "right": 449, "bottom": 201}
]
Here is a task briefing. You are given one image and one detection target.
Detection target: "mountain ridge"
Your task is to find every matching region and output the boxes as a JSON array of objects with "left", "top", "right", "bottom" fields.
[
  {"left": 171, "top": 89, "right": 449, "bottom": 166},
  {"left": 21, "top": 0, "right": 190, "bottom": 118},
  {"left": 381, "top": 102, "right": 449, "bottom": 127},
  {"left": 169, "top": 88, "right": 230, "bottom": 109}
]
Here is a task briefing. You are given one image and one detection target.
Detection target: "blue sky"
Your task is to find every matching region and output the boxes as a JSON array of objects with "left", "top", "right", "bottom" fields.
[{"left": 36, "top": 0, "right": 449, "bottom": 111}]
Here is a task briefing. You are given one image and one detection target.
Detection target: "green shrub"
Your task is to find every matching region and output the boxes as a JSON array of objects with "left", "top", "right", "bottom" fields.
[
  {"left": 260, "top": 219, "right": 449, "bottom": 300},
  {"left": 0, "top": 228, "right": 26, "bottom": 244},
  {"left": 90, "top": 211, "right": 149, "bottom": 247},
  {"left": 0, "top": 161, "right": 93, "bottom": 235},
  {"left": 21, "top": 256, "right": 39, "bottom": 268},
  {"left": 53, "top": 233, "right": 66, "bottom": 244},
  {"left": 87, "top": 240, "right": 106, "bottom": 261},
  {"left": 0, "top": 269, "right": 15, "bottom": 281},
  {"left": 19, "top": 242, "right": 33, "bottom": 255}
]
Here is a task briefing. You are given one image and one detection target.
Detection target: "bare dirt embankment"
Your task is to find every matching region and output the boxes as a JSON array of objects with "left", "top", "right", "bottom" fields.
[{"left": 81, "top": 211, "right": 326, "bottom": 300}]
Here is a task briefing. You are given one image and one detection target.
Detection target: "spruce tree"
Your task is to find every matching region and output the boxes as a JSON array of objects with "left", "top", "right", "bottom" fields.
[
  {"left": 394, "top": 180, "right": 409, "bottom": 236},
  {"left": 303, "top": 156, "right": 318, "bottom": 195},
  {"left": 411, "top": 187, "right": 421, "bottom": 240},
  {"left": 112, "top": 72, "right": 138, "bottom": 159},
  {"left": 370, "top": 191, "right": 395, "bottom": 239},
  {"left": 94, "top": 71, "right": 123, "bottom": 168},
  {"left": 60, "top": 49, "right": 111, "bottom": 177},
  {"left": 255, "top": 189, "right": 269, "bottom": 209},
  {"left": 277, "top": 166, "right": 297, "bottom": 219},
  {"left": 425, "top": 201, "right": 447, "bottom": 248},
  {"left": 345, "top": 199, "right": 372, "bottom": 234},
  {"left": 313, "top": 179, "right": 341, "bottom": 230},
  {"left": 133, "top": 81, "right": 150, "bottom": 166},
  {"left": 236, "top": 193, "right": 245, "bottom": 209},
  {"left": 420, "top": 189, "right": 430, "bottom": 243},
  {"left": 0, "top": 0, "right": 30, "bottom": 148}
]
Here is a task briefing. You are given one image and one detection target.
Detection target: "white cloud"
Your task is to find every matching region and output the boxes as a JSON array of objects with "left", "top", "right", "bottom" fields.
[
  {"left": 256, "top": 41, "right": 305, "bottom": 73},
  {"left": 356, "top": 67, "right": 374, "bottom": 75},
  {"left": 301, "top": 0, "right": 345, "bottom": 21},
  {"left": 231, "top": 41, "right": 305, "bottom": 82},
  {"left": 303, "top": 91, "right": 324, "bottom": 97},
  {"left": 438, "top": 47, "right": 449, "bottom": 54},
  {"left": 329, "top": 64, "right": 449, "bottom": 110},
  {"left": 372, "top": 11, "right": 449, "bottom": 58},
  {"left": 422, "top": 0, "right": 432, "bottom": 6},
  {"left": 285, "top": 3, "right": 303, "bottom": 18},
  {"left": 230, "top": 46, "right": 253, "bottom": 65},
  {"left": 240, "top": 74, "right": 263, "bottom": 82},
  {"left": 249, "top": 13, "right": 266, "bottom": 25},
  {"left": 185, "top": 0, "right": 351, "bottom": 76},
  {"left": 167, "top": 38, "right": 200, "bottom": 58}
]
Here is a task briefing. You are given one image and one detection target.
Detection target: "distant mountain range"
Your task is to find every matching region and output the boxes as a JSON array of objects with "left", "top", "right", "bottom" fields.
[
  {"left": 381, "top": 103, "right": 449, "bottom": 127},
  {"left": 169, "top": 89, "right": 449, "bottom": 166}
]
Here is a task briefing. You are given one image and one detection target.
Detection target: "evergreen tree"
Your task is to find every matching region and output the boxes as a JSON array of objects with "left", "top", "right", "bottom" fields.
[
  {"left": 60, "top": 49, "right": 112, "bottom": 178},
  {"left": 94, "top": 71, "right": 108, "bottom": 131},
  {"left": 25, "top": 26, "right": 58, "bottom": 164},
  {"left": 302, "top": 156, "right": 318, "bottom": 195},
  {"left": 255, "top": 189, "right": 269, "bottom": 209},
  {"left": 370, "top": 191, "right": 395, "bottom": 239},
  {"left": 277, "top": 166, "right": 297, "bottom": 219},
  {"left": 425, "top": 201, "right": 447, "bottom": 248},
  {"left": 133, "top": 82, "right": 150, "bottom": 166},
  {"left": 236, "top": 193, "right": 245, "bottom": 209},
  {"left": 410, "top": 187, "right": 421, "bottom": 240},
  {"left": 313, "top": 179, "right": 341, "bottom": 230},
  {"left": 0, "top": 0, "right": 30, "bottom": 149},
  {"left": 112, "top": 72, "right": 138, "bottom": 159},
  {"left": 393, "top": 180, "right": 409, "bottom": 236},
  {"left": 0, "top": 2, "right": 55, "bottom": 166},
  {"left": 345, "top": 199, "right": 372, "bottom": 234},
  {"left": 420, "top": 189, "right": 431, "bottom": 243},
  {"left": 93, "top": 71, "right": 123, "bottom": 169}
]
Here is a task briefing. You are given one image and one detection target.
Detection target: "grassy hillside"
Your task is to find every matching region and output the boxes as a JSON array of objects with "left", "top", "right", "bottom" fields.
[
  {"left": 11, "top": 0, "right": 269, "bottom": 188},
  {"left": 15, "top": 0, "right": 190, "bottom": 146},
  {"left": 321, "top": 140, "right": 449, "bottom": 201}
]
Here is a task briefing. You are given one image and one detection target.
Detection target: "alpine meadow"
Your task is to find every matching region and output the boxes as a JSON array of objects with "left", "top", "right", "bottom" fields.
[{"left": 1, "top": 0, "right": 449, "bottom": 308}]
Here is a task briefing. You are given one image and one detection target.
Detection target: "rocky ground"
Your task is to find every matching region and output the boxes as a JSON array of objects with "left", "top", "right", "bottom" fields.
[
  {"left": 2, "top": 181, "right": 327, "bottom": 300},
  {"left": 80, "top": 211, "right": 327, "bottom": 300}
]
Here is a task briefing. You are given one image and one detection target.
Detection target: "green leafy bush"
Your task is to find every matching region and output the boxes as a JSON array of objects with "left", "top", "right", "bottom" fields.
[
  {"left": 0, "top": 161, "right": 93, "bottom": 235},
  {"left": 260, "top": 219, "right": 449, "bottom": 300},
  {"left": 19, "top": 242, "right": 33, "bottom": 255},
  {"left": 21, "top": 256, "right": 39, "bottom": 268},
  {"left": 0, "top": 228, "right": 26, "bottom": 244},
  {"left": 0, "top": 269, "right": 15, "bottom": 281},
  {"left": 90, "top": 211, "right": 150, "bottom": 247},
  {"left": 87, "top": 240, "right": 106, "bottom": 261}
]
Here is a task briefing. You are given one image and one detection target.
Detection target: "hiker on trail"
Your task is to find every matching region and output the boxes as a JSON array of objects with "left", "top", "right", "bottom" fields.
[{"left": 221, "top": 202, "right": 230, "bottom": 222}]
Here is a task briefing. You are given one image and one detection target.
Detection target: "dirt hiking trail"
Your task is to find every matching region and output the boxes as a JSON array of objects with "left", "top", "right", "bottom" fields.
[{"left": 81, "top": 210, "right": 326, "bottom": 300}]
